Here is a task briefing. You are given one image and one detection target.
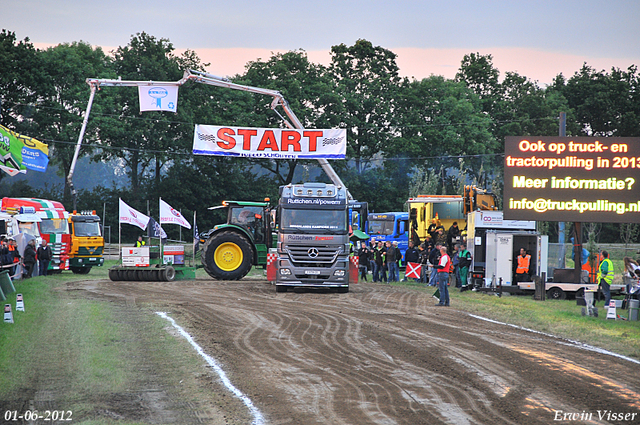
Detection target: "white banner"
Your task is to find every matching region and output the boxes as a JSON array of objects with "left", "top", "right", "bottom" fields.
[
  {"left": 193, "top": 125, "right": 346, "bottom": 159},
  {"left": 138, "top": 85, "right": 178, "bottom": 113},
  {"left": 160, "top": 198, "right": 191, "bottom": 229},
  {"left": 119, "top": 199, "right": 150, "bottom": 230}
]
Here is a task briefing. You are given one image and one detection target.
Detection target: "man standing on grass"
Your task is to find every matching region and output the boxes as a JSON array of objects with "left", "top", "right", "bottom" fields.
[
  {"left": 597, "top": 250, "right": 614, "bottom": 308},
  {"left": 37, "top": 239, "right": 52, "bottom": 277},
  {"left": 23, "top": 239, "right": 37, "bottom": 278}
]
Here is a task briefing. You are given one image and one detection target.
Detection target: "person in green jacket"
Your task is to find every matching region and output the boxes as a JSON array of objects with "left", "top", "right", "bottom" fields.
[{"left": 458, "top": 243, "right": 472, "bottom": 288}]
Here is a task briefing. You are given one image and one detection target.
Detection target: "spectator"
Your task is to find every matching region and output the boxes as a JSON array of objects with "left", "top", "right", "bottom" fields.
[
  {"left": 23, "top": 239, "right": 37, "bottom": 278},
  {"left": 403, "top": 240, "right": 420, "bottom": 282},
  {"left": 358, "top": 245, "right": 370, "bottom": 282},
  {"left": 428, "top": 243, "right": 442, "bottom": 286},
  {"left": 458, "top": 243, "right": 472, "bottom": 288},
  {"left": 451, "top": 244, "right": 460, "bottom": 287},
  {"left": 374, "top": 241, "right": 387, "bottom": 283},
  {"left": 37, "top": 239, "right": 52, "bottom": 276},
  {"left": 447, "top": 222, "right": 460, "bottom": 252},
  {"left": 434, "top": 246, "right": 451, "bottom": 307},
  {"left": 7, "top": 238, "right": 21, "bottom": 277},
  {"left": 386, "top": 241, "right": 400, "bottom": 282},
  {"left": 597, "top": 250, "right": 614, "bottom": 308}
]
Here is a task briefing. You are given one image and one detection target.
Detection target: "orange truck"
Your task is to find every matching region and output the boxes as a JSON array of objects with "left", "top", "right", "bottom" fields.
[{"left": 67, "top": 210, "right": 104, "bottom": 274}]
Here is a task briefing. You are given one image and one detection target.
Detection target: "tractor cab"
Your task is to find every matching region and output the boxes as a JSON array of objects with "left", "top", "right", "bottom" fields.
[{"left": 228, "top": 205, "right": 267, "bottom": 244}]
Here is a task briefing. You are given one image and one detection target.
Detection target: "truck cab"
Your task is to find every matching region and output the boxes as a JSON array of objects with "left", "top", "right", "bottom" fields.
[
  {"left": 367, "top": 212, "right": 409, "bottom": 261},
  {"left": 276, "top": 183, "right": 349, "bottom": 292},
  {"left": 68, "top": 210, "right": 105, "bottom": 274}
]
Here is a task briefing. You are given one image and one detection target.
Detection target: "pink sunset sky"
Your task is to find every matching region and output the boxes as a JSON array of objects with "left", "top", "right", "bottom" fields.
[{"left": 7, "top": 0, "right": 640, "bottom": 87}]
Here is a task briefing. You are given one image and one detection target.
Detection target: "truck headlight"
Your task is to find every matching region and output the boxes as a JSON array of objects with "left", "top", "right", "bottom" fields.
[
  {"left": 334, "top": 270, "right": 345, "bottom": 277},
  {"left": 280, "top": 268, "right": 292, "bottom": 275},
  {"left": 78, "top": 259, "right": 83, "bottom": 263}
]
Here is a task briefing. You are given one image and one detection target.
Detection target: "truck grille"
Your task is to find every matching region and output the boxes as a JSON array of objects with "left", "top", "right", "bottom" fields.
[{"left": 285, "top": 245, "right": 342, "bottom": 266}]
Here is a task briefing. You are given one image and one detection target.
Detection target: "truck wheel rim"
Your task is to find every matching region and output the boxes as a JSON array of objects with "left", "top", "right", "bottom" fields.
[{"left": 215, "top": 242, "right": 243, "bottom": 271}]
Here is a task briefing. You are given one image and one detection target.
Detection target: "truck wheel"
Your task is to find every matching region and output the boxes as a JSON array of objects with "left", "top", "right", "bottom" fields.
[
  {"left": 162, "top": 266, "right": 176, "bottom": 282},
  {"left": 71, "top": 267, "right": 91, "bottom": 275},
  {"left": 202, "top": 231, "right": 254, "bottom": 280},
  {"left": 547, "top": 287, "right": 566, "bottom": 300}
]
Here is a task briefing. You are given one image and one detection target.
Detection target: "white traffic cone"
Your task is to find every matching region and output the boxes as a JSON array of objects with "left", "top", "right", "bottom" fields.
[
  {"left": 16, "top": 294, "right": 24, "bottom": 312},
  {"left": 3, "top": 304, "right": 13, "bottom": 323},
  {"left": 606, "top": 300, "right": 617, "bottom": 320}
]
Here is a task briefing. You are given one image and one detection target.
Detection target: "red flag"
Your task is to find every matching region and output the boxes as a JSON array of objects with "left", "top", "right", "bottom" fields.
[{"left": 405, "top": 262, "right": 421, "bottom": 279}]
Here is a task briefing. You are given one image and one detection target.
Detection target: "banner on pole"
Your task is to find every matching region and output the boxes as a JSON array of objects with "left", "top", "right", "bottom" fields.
[
  {"left": 147, "top": 217, "right": 167, "bottom": 241},
  {"left": 118, "top": 199, "right": 150, "bottom": 230},
  {"left": 160, "top": 199, "right": 191, "bottom": 229},
  {"left": 193, "top": 125, "right": 346, "bottom": 159},
  {"left": 138, "top": 85, "right": 178, "bottom": 113},
  {"left": 0, "top": 125, "right": 49, "bottom": 175}
]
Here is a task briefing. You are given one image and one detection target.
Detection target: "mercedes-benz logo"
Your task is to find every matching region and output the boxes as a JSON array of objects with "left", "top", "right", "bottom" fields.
[{"left": 307, "top": 248, "right": 319, "bottom": 258}]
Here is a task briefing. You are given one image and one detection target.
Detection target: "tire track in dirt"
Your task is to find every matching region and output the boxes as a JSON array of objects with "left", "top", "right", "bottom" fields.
[{"left": 76, "top": 279, "right": 640, "bottom": 425}]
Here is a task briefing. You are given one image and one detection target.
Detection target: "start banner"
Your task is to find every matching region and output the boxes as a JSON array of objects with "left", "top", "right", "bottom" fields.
[{"left": 193, "top": 125, "right": 346, "bottom": 159}]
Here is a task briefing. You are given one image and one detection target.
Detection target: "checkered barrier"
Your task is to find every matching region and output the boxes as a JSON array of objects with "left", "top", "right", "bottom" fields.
[
  {"left": 267, "top": 251, "right": 278, "bottom": 282},
  {"left": 349, "top": 256, "right": 359, "bottom": 284}
]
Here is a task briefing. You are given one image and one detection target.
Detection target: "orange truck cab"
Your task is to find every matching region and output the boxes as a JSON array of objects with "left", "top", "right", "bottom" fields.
[{"left": 67, "top": 210, "right": 105, "bottom": 274}]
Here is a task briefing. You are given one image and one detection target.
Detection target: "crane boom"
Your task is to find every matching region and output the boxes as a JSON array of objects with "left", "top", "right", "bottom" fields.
[{"left": 67, "top": 70, "right": 349, "bottom": 209}]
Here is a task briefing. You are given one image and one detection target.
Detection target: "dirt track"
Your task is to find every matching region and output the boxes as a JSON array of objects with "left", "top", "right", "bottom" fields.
[{"left": 72, "top": 278, "right": 640, "bottom": 425}]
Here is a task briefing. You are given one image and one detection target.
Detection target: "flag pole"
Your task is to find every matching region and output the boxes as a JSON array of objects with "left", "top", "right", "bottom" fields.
[
  {"left": 193, "top": 210, "right": 197, "bottom": 266},
  {"left": 118, "top": 198, "right": 122, "bottom": 262},
  {"left": 159, "top": 197, "right": 163, "bottom": 264}
]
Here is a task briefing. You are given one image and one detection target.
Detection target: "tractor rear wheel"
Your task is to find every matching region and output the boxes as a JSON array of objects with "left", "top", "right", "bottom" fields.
[{"left": 202, "top": 231, "right": 254, "bottom": 280}]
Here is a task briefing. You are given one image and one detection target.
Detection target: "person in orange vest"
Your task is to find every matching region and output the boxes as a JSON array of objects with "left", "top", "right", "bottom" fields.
[
  {"left": 434, "top": 246, "right": 451, "bottom": 306},
  {"left": 7, "top": 238, "right": 21, "bottom": 277},
  {"left": 515, "top": 248, "right": 531, "bottom": 283}
]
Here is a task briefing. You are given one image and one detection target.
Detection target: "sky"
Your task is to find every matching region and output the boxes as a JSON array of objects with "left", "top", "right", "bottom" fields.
[{"left": 2, "top": 0, "right": 639, "bottom": 86}]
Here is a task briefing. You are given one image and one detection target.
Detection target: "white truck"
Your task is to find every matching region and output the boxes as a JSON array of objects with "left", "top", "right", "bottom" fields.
[{"left": 466, "top": 210, "right": 596, "bottom": 299}]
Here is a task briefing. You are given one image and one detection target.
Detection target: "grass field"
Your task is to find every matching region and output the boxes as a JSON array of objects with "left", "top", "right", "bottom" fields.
[{"left": 0, "top": 263, "right": 218, "bottom": 424}]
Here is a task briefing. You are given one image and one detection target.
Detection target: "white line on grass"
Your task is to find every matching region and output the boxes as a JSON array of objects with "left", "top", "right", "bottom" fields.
[
  {"left": 469, "top": 313, "right": 640, "bottom": 365},
  {"left": 156, "top": 312, "right": 266, "bottom": 425}
]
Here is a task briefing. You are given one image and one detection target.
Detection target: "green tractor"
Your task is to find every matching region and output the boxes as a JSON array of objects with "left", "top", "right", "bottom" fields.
[{"left": 200, "top": 200, "right": 274, "bottom": 280}]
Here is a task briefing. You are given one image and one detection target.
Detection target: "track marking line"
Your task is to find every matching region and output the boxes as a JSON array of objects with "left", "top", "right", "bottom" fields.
[
  {"left": 156, "top": 311, "right": 265, "bottom": 425},
  {"left": 468, "top": 313, "right": 640, "bottom": 365}
]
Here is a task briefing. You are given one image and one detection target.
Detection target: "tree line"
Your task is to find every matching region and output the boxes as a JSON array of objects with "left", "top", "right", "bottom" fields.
[{"left": 1, "top": 30, "right": 638, "bottom": 242}]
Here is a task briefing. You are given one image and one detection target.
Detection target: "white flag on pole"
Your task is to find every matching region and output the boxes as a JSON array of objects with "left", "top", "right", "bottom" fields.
[
  {"left": 160, "top": 198, "right": 191, "bottom": 229},
  {"left": 119, "top": 198, "right": 150, "bottom": 230},
  {"left": 138, "top": 85, "right": 178, "bottom": 113}
]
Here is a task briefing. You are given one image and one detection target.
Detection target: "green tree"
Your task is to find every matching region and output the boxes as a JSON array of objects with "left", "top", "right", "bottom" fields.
[
  {"left": 329, "top": 39, "right": 401, "bottom": 173},
  {"left": 92, "top": 32, "right": 204, "bottom": 197},
  {"left": 238, "top": 50, "right": 340, "bottom": 185},
  {"left": 0, "top": 30, "right": 44, "bottom": 131},
  {"left": 455, "top": 52, "right": 500, "bottom": 116},
  {"left": 558, "top": 64, "right": 640, "bottom": 137},
  {"left": 393, "top": 75, "right": 496, "bottom": 191},
  {"left": 36, "top": 41, "right": 112, "bottom": 205}
]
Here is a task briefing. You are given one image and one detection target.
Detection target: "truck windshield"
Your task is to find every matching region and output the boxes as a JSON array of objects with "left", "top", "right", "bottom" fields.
[
  {"left": 74, "top": 221, "right": 102, "bottom": 237},
  {"left": 368, "top": 220, "right": 394, "bottom": 236},
  {"left": 280, "top": 209, "right": 347, "bottom": 234},
  {"left": 40, "top": 218, "right": 69, "bottom": 234},
  {"left": 18, "top": 222, "right": 40, "bottom": 236}
]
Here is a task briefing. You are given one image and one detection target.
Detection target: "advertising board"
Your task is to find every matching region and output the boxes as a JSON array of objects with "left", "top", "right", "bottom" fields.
[{"left": 504, "top": 136, "right": 640, "bottom": 223}]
